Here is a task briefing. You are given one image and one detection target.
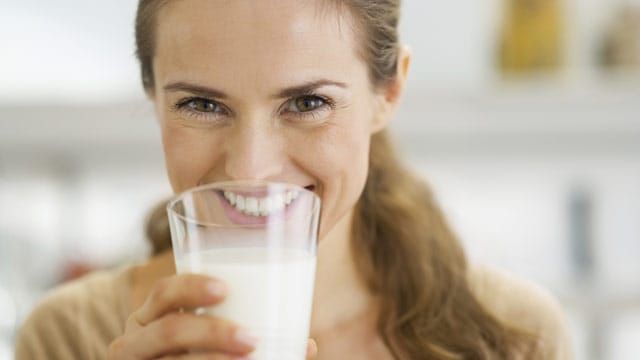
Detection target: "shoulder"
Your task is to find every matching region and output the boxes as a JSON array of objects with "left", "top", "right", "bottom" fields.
[
  {"left": 468, "top": 263, "right": 574, "bottom": 359},
  {"left": 14, "top": 265, "right": 135, "bottom": 360}
]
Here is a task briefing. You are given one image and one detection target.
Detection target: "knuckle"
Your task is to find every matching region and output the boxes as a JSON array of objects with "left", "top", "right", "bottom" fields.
[
  {"left": 150, "top": 278, "right": 176, "bottom": 308},
  {"left": 106, "top": 337, "right": 125, "bottom": 359},
  {"left": 180, "top": 275, "right": 199, "bottom": 293},
  {"left": 125, "top": 312, "right": 143, "bottom": 331},
  {"left": 183, "top": 274, "right": 208, "bottom": 293},
  {"left": 205, "top": 317, "right": 229, "bottom": 342},
  {"left": 158, "top": 313, "right": 182, "bottom": 341},
  {"left": 151, "top": 278, "right": 170, "bottom": 299}
]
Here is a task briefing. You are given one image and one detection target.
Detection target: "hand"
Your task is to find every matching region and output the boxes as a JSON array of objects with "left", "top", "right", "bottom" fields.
[
  {"left": 306, "top": 338, "right": 319, "bottom": 359},
  {"left": 107, "top": 273, "right": 257, "bottom": 359}
]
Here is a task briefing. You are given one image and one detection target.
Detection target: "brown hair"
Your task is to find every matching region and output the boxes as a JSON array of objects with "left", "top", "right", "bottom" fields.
[{"left": 136, "top": 1, "right": 535, "bottom": 358}]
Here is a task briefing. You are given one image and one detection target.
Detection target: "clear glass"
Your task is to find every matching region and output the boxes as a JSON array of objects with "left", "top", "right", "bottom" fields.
[{"left": 167, "top": 181, "right": 321, "bottom": 360}]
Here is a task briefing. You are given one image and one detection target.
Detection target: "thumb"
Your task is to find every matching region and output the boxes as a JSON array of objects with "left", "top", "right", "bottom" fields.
[{"left": 306, "top": 338, "right": 318, "bottom": 359}]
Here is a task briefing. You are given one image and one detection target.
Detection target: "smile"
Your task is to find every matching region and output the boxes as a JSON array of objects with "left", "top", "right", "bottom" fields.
[{"left": 222, "top": 189, "right": 300, "bottom": 217}]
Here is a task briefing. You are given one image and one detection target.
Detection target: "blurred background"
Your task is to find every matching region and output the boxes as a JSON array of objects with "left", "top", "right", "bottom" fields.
[{"left": 1, "top": 0, "right": 639, "bottom": 359}]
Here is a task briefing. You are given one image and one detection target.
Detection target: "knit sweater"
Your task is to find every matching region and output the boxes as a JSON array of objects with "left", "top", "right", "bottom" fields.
[{"left": 14, "top": 263, "right": 573, "bottom": 359}]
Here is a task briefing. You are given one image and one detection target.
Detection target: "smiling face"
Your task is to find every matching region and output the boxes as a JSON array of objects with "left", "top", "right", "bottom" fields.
[{"left": 151, "top": 0, "right": 392, "bottom": 239}]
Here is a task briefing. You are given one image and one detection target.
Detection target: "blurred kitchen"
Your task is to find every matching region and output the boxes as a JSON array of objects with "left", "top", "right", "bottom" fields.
[{"left": 1, "top": 0, "right": 639, "bottom": 359}]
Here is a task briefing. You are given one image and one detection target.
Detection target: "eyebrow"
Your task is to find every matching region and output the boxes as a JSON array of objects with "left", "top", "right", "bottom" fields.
[
  {"left": 163, "top": 79, "right": 348, "bottom": 99},
  {"left": 272, "top": 79, "right": 348, "bottom": 99},
  {"left": 164, "top": 82, "right": 228, "bottom": 99}
]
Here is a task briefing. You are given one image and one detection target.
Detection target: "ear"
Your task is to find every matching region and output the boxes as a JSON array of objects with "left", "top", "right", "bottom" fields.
[{"left": 371, "top": 45, "right": 412, "bottom": 133}]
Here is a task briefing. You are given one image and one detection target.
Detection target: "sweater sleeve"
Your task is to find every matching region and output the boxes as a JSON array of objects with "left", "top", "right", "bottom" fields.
[
  {"left": 469, "top": 264, "right": 574, "bottom": 359},
  {"left": 14, "top": 268, "right": 131, "bottom": 360},
  {"left": 15, "top": 285, "right": 87, "bottom": 360}
]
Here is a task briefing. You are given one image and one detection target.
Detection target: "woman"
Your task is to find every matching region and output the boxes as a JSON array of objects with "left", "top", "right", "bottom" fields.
[{"left": 15, "top": 0, "right": 573, "bottom": 359}]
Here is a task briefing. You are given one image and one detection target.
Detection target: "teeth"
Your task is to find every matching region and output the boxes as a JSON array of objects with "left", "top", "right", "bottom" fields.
[
  {"left": 258, "top": 197, "right": 271, "bottom": 216},
  {"left": 285, "top": 190, "right": 299, "bottom": 205},
  {"left": 235, "top": 194, "right": 245, "bottom": 210},
  {"left": 245, "top": 197, "right": 258, "bottom": 216},
  {"left": 224, "top": 191, "right": 236, "bottom": 205},
  {"left": 222, "top": 190, "right": 301, "bottom": 217},
  {"left": 272, "top": 194, "right": 285, "bottom": 212}
]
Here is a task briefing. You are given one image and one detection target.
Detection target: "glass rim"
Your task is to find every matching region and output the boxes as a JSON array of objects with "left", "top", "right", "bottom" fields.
[{"left": 166, "top": 180, "right": 321, "bottom": 228}]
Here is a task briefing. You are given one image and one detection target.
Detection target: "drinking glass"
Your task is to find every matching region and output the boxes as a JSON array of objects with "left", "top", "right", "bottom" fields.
[{"left": 167, "top": 181, "right": 321, "bottom": 360}]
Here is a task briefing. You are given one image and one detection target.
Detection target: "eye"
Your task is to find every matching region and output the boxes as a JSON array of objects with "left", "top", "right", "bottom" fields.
[
  {"left": 183, "top": 98, "right": 222, "bottom": 113},
  {"left": 172, "top": 97, "right": 230, "bottom": 125},
  {"left": 288, "top": 95, "right": 327, "bottom": 113}
]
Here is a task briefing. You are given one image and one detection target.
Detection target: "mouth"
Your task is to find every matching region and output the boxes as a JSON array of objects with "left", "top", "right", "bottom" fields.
[{"left": 220, "top": 184, "right": 316, "bottom": 218}]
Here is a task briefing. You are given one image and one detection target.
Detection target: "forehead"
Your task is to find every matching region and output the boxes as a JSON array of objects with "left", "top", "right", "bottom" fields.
[{"left": 153, "top": 0, "right": 366, "bottom": 90}]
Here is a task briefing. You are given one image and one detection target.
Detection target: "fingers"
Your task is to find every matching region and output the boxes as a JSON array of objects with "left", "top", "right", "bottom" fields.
[
  {"left": 109, "top": 274, "right": 259, "bottom": 359},
  {"left": 306, "top": 338, "right": 318, "bottom": 359},
  {"left": 124, "top": 312, "right": 258, "bottom": 359},
  {"left": 133, "top": 274, "right": 227, "bottom": 327}
]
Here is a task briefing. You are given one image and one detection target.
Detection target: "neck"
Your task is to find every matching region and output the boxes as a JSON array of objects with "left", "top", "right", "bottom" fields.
[{"left": 310, "top": 209, "right": 375, "bottom": 337}]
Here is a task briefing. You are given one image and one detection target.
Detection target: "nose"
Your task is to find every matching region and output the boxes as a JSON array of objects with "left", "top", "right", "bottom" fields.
[{"left": 223, "top": 121, "right": 284, "bottom": 181}]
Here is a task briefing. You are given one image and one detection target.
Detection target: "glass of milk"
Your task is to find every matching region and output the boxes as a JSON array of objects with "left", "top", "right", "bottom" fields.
[{"left": 167, "top": 181, "right": 320, "bottom": 360}]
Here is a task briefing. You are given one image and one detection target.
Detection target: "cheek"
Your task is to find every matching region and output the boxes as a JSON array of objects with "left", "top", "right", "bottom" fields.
[
  {"left": 298, "top": 120, "right": 371, "bottom": 228},
  {"left": 162, "top": 124, "right": 222, "bottom": 192},
  {"left": 298, "top": 121, "right": 369, "bottom": 177}
]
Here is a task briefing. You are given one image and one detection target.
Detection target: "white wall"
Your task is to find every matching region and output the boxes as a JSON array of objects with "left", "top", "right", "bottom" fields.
[{"left": 0, "top": 0, "right": 631, "bottom": 102}]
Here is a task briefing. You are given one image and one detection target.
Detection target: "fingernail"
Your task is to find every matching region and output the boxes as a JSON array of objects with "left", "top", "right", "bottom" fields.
[
  {"left": 206, "top": 281, "right": 227, "bottom": 297},
  {"left": 235, "top": 328, "right": 259, "bottom": 348},
  {"left": 307, "top": 339, "right": 317, "bottom": 356}
]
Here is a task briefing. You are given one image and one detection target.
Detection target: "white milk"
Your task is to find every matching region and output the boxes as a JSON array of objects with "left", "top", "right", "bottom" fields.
[{"left": 176, "top": 247, "right": 316, "bottom": 360}]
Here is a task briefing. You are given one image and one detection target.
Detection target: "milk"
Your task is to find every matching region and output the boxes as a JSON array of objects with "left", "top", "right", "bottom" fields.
[{"left": 176, "top": 247, "right": 316, "bottom": 360}]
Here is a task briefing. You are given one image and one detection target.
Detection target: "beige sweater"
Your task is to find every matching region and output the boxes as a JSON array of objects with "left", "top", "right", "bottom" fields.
[{"left": 14, "top": 264, "right": 573, "bottom": 359}]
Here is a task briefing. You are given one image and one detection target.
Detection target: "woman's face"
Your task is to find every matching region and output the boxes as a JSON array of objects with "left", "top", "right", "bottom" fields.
[{"left": 152, "top": 0, "right": 392, "bottom": 238}]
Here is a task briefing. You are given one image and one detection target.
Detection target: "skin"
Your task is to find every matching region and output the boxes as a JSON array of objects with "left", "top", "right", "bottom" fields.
[{"left": 108, "top": 1, "right": 410, "bottom": 359}]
